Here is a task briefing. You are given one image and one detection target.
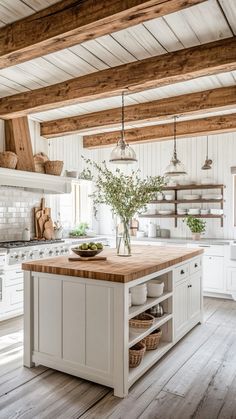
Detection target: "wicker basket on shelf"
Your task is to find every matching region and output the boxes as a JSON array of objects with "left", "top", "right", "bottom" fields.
[
  {"left": 129, "top": 313, "right": 154, "bottom": 329},
  {"left": 34, "top": 152, "right": 49, "bottom": 173},
  {"left": 142, "top": 328, "right": 162, "bottom": 351},
  {"left": 45, "top": 160, "right": 63, "bottom": 176},
  {"left": 0, "top": 151, "right": 18, "bottom": 169},
  {"left": 129, "top": 341, "right": 146, "bottom": 368}
]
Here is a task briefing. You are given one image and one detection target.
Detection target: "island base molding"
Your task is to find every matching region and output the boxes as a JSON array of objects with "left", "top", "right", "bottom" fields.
[{"left": 24, "top": 255, "right": 203, "bottom": 398}]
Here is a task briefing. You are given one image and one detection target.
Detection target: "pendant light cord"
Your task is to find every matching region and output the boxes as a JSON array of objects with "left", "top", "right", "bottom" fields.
[
  {"left": 173, "top": 115, "right": 177, "bottom": 158},
  {"left": 121, "top": 91, "right": 125, "bottom": 143}
]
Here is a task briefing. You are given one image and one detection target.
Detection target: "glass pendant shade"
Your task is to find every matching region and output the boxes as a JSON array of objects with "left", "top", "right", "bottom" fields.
[
  {"left": 109, "top": 140, "right": 137, "bottom": 164},
  {"left": 165, "top": 155, "right": 187, "bottom": 177},
  {"left": 164, "top": 116, "right": 187, "bottom": 177},
  {"left": 109, "top": 92, "right": 137, "bottom": 164},
  {"left": 201, "top": 136, "right": 213, "bottom": 170}
]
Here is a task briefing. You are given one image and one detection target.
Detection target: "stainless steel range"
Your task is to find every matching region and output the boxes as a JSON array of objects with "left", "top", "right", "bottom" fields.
[
  {"left": 0, "top": 239, "right": 70, "bottom": 265},
  {"left": 0, "top": 240, "right": 71, "bottom": 322}
]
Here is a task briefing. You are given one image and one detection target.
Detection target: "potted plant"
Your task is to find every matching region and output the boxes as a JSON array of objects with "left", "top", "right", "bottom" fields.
[
  {"left": 184, "top": 216, "right": 206, "bottom": 240},
  {"left": 83, "top": 158, "right": 165, "bottom": 256},
  {"left": 69, "top": 222, "right": 89, "bottom": 238}
]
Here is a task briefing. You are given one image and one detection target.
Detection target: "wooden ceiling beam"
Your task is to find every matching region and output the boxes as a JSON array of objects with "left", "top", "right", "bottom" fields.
[
  {"left": 41, "top": 85, "right": 236, "bottom": 138},
  {"left": 0, "top": 36, "right": 236, "bottom": 119},
  {"left": 83, "top": 114, "right": 236, "bottom": 148},
  {"left": 0, "top": 0, "right": 206, "bottom": 70}
]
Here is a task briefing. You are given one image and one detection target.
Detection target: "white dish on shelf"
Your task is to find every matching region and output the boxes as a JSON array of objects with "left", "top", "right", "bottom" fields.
[
  {"left": 158, "top": 210, "right": 173, "bottom": 215},
  {"left": 130, "top": 284, "right": 147, "bottom": 305},
  {"left": 177, "top": 209, "right": 187, "bottom": 215},
  {"left": 200, "top": 209, "right": 209, "bottom": 215},
  {"left": 183, "top": 194, "right": 200, "bottom": 200},
  {"left": 188, "top": 209, "right": 200, "bottom": 215},
  {"left": 202, "top": 194, "right": 222, "bottom": 200},
  {"left": 210, "top": 209, "right": 223, "bottom": 215},
  {"left": 164, "top": 194, "right": 174, "bottom": 201},
  {"left": 147, "top": 281, "right": 164, "bottom": 298}
]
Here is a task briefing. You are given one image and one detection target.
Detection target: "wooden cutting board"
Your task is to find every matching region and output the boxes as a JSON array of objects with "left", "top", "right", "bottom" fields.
[{"left": 68, "top": 256, "right": 107, "bottom": 261}]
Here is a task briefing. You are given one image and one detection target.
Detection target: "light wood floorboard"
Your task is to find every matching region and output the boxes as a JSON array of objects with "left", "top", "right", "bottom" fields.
[{"left": 0, "top": 298, "right": 236, "bottom": 419}]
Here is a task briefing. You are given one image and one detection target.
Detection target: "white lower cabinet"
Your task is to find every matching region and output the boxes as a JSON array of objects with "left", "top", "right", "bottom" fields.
[
  {"left": 174, "top": 269, "right": 202, "bottom": 342},
  {"left": 202, "top": 255, "right": 224, "bottom": 292},
  {"left": 226, "top": 268, "right": 236, "bottom": 295},
  {"left": 34, "top": 276, "right": 114, "bottom": 383}
]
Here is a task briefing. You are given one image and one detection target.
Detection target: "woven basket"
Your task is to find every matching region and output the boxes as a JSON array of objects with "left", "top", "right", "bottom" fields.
[
  {"left": 129, "top": 341, "right": 146, "bottom": 368},
  {"left": 142, "top": 328, "right": 162, "bottom": 351},
  {"left": 34, "top": 152, "right": 49, "bottom": 173},
  {"left": 0, "top": 151, "right": 18, "bottom": 169},
  {"left": 45, "top": 160, "right": 63, "bottom": 176},
  {"left": 129, "top": 313, "right": 154, "bottom": 329}
]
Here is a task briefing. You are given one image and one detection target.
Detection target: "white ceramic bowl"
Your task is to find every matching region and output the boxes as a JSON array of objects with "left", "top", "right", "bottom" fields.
[
  {"left": 147, "top": 281, "right": 164, "bottom": 298},
  {"left": 165, "top": 194, "right": 174, "bottom": 201},
  {"left": 188, "top": 209, "right": 200, "bottom": 215},
  {"left": 131, "top": 284, "right": 147, "bottom": 305},
  {"left": 200, "top": 209, "right": 209, "bottom": 215}
]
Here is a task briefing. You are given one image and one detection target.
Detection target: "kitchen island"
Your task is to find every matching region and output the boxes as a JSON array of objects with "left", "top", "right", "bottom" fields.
[{"left": 22, "top": 246, "right": 203, "bottom": 397}]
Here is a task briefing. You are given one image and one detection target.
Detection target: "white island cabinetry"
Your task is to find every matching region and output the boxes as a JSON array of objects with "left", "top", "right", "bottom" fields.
[{"left": 23, "top": 246, "right": 203, "bottom": 397}]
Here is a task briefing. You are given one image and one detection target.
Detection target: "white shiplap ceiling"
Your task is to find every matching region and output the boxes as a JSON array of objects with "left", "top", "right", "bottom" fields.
[{"left": 0, "top": 0, "right": 236, "bottom": 129}]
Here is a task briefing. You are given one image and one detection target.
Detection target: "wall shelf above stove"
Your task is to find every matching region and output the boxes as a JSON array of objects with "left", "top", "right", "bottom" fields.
[{"left": 0, "top": 168, "right": 72, "bottom": 194}]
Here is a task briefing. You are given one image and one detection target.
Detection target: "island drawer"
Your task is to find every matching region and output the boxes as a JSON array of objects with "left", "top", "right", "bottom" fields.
[
  {"left": 174, "top": 262, "right": 189, "bottom": 283},
  {"left": 189, "top": 257, "right": 201, "bottom": 275}
]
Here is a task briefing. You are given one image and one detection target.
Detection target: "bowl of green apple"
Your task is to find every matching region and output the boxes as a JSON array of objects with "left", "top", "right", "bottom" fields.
[{"left": 72, "top": 242, "right": 104, "bottom": 257}]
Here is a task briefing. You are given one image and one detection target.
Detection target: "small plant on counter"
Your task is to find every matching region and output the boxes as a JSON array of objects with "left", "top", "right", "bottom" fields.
[
  {"left": 83, "top": 157, "right": 165, "bottom": 256},
  {"left": 184, "top": 216, "right": 206, "bottom": 240},
  {"left": 69, "top": 222, "right": 89, "bottom": 237}
]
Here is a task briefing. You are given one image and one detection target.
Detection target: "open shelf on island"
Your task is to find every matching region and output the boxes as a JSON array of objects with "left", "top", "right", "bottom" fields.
[
  {"left": 129, "top": 313, "right": 172, "bottom": 348},
  {"left": 128, "top": 340, "right": 173, "bottom": 387},
  {"left": 129, "top": 292, "right": 173, "bottom": 320}
]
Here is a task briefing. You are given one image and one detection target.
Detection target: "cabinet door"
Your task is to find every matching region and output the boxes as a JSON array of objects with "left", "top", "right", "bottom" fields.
[
  {"left": 38, "top": 277, "right": 62, "bottom": 357},
  {"left": 202, "top": 255, "right": 224, "bottom": 292},
  {"left": 227, "top": 268, "right": 236, "bottom": 292},
  {"left": 174, "top": 279, "right": 189, "bottom": 340},
  {"left": 188, "top": 273, "right": 201, "bottom": 321},
  {"left": 63, "top": 281, "right": 85, "bottom": 364}
]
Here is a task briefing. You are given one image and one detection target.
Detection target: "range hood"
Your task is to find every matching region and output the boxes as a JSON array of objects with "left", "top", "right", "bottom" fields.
[{"left": 0, "top": 168, "right": 72, "bottom": 194}]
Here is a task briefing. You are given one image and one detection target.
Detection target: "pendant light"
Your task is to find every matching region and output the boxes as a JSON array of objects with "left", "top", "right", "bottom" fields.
[
  {"left": 109, "top": 92, "right": 137, "bottom": 164},
  {"left": 201, "top": 136, "right": 213, "bottom": 170},
  {"left": 164, "top": 116, "right": 187, "bottom": 177}
]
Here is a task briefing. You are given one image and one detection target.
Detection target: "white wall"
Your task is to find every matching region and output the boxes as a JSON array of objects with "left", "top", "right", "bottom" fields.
[{"left": 48, "top": 131, "right": 236, "bottom": 240}]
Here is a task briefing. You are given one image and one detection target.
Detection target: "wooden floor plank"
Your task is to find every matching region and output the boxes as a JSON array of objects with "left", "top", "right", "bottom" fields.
[{"left": 0, "top": 298, "right": 236, "bottom": 419}]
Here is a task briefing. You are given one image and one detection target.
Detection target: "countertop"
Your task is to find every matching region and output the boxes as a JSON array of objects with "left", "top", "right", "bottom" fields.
[
  {"left": 131, "top": 237, "right": 232, "bottom": 246},
  {"left": 22, "top": 245, "right": 203, "bottom": 283}
]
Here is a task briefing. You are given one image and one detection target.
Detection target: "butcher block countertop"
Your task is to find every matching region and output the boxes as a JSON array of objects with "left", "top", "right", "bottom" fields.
[{"left": 22, "top": 246, "right": 203, "bottom": 283}]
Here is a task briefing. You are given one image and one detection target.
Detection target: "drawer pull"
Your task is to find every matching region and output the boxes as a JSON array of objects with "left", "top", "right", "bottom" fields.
[
  {"left": 180, "top": 270, "right": 185, "bottom": 275},
  {"left": 188, "top": 285, "right": 192, "bottom": 288},
  {"left": 194, "top": 263, "right": 198, "bottom": 268}
]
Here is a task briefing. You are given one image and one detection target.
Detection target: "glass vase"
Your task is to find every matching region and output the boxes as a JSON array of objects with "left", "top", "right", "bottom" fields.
[{"left": 116, "top": 219, "right": 131, "bottom": 257}]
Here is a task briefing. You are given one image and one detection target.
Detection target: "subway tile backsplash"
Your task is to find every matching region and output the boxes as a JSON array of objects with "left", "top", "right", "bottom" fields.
[{"left": 0, "top": 187, "right": 42, "bottom": 241}]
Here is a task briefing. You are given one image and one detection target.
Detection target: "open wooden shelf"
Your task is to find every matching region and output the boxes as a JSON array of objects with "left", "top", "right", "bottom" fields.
[
  {"left": 128, "top": 340, "right": 173, "bottom": 387},
  {"left": 141, "top": 183, "right": 225, "bottom": 227},
  {"left": 129, "top": 292, "right": 173, "bottom": 320},
  {"left": 129, "top": 313, "right": 172, "bottom": 348},
  {"left": 162, "top": 184, "right": 224, "bottom": 191},
  {"left": 150, "top": 199, "right": 223, "bottom": 204},
  {"left": 139, "top": 214, "right": 223, "bottom": 219}
]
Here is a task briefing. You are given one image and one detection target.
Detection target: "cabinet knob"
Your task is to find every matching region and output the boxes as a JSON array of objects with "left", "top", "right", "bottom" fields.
[
  {"left": 194, "top": 263, "right": 198, "bottom": 268},
  {"left": 180, "top": 270, "right": 185, "bottom": 275},
  {"left": 188, "top": 284, "right": 192, "bottom": 288}
]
